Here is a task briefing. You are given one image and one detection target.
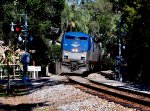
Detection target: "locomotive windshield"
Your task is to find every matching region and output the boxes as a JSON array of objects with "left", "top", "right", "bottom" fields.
[
  {"left": 65, "top": 36, "right": 75, "bottom": 40},
  {"left": 62, "top": 32, "right": 90, "bottom": 52},
  {"left": 65, "top": 36, "right": 87, "bottom": 41},
  {"left": 77, "top": 37, "right": 87, "bottom": 40}
]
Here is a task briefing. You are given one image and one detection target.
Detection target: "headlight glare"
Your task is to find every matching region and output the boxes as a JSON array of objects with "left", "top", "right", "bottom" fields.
[{"left": 72, "top": 48, "right": 78, "bottom": 52}]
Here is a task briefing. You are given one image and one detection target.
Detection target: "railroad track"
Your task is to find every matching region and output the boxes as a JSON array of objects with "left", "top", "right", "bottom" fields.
[{"left": 67, "top": 76, "right": 150, "bottom": 111}]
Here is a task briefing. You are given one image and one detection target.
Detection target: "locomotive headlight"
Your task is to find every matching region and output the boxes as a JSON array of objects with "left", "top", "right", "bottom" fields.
[
  {"left": 81, "top": 53, "right": 85, "bottom": 57},
  {"left": 64, "top": 52, "right": 68, "bottom": 59},
  {"left": 65, "top": 52, "right": 68, "bottom": 55},
  {"left": 76, "top": 49, "right": 78, "bottom": 52},
  {"left": 72, "top": 48, "right": 78, "bottom": 52},
  {"left": 72, "top": 49, "right": 75, "bottom": 52}
]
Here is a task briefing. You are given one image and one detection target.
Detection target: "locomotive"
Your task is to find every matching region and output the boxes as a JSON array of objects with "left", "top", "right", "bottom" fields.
[{"left": 61, "top": 32, "right": 101, "bottom": 74}]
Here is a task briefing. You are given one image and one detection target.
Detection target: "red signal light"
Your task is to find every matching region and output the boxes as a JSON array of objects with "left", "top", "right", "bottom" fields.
[
  {"left": 14, "top": 25, "right": 22, "bottom": 34},
  {"left": 16, "top": 27, "right": 20, "bottom": 32}
]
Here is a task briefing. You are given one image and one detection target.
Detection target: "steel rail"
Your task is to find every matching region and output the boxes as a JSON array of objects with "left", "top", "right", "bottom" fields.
[{"left": 67, "top": 76, "right": 150, "bottom": 110}]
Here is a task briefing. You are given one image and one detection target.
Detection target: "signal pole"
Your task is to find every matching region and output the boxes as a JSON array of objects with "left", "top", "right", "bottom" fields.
[
  {"left": 115, "top": 12, "right": 123, "bottom": 82},
  {"left": 11, "top": 0, "right": 30, "bottom": 83},
  {"left": 118, "top": 16, "right": 122, "bottom": 82},
  {"left": 21, "top": 1, "right": 30, "bottom": 83},
  {"left": 24, "top": 13, "right": 28, "bottom": 52}
]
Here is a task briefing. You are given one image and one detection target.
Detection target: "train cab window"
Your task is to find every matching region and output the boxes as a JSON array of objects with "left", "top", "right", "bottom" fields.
[
  {"left": 77, "top": 37, "right": 87, "bottom": 40},
  {"left": 65, "top": 36, "right": 75, "bottom": 40}
]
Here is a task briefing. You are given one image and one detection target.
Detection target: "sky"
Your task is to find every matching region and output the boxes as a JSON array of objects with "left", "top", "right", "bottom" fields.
[
  {"left": 65, "top": 0, "right": 81, "bottom": 5},
  {"left": 66, "top": 0, "right": 96, "bottom": 5}
]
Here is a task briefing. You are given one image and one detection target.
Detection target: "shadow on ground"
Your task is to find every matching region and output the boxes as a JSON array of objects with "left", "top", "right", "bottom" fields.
[
  {"left": 0, "top": 77, "right": 62, "bottom": 96},
  {"left": 0, "top": 77, "right": 63, "bottom": 110},
  {"left": 0, "top": 101, "right": 48, "bottom": 111}
]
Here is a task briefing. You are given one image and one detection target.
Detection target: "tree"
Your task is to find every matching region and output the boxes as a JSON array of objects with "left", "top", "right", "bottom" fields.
[
  {"left": 26, "top": 0, "right": 65, "bottom": 65},
  {"left": 115, "top": 0, "right": 150, "bottom": 83},
  {"left": 62, "top": 0, "right": 117, "bottom": 42},
  {"left": 0, "top": 0, "right": 65, "bottom": 66}
]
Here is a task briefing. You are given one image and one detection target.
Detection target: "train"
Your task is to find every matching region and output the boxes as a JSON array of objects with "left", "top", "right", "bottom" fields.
[{"left": 61, "top": 32, "right": 102, "bottom": 74}]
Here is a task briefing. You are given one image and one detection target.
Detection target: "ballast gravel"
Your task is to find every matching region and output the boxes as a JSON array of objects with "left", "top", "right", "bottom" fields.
[{"left": 0, "top": 78, "right": 137, "bottom": 111}]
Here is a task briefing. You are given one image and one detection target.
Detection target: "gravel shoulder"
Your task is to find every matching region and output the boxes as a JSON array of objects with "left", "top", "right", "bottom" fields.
[{"left": 0, "top": 75, "right": 138, "bottom": 111}]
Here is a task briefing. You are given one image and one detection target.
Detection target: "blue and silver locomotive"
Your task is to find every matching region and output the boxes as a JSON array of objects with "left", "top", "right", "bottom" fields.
[{"left": 61, "top": 32, "right": 101, "bottom": 74}]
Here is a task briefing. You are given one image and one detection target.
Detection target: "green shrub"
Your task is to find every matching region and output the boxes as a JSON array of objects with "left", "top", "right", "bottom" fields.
[{"left": 103, "top": 57, "right": 115, "bottom": 70}]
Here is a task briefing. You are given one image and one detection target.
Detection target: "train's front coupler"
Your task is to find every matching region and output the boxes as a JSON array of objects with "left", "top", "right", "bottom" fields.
[{"left": 69, "top": 62, "right": 78, "bottom": 71}]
